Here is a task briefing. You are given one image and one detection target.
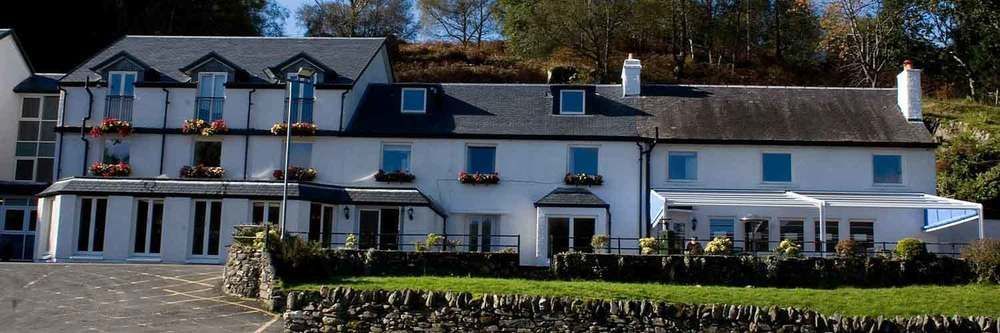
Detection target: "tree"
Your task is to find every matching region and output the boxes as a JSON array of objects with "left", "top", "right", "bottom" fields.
[
  {"left": 419, "top": 0, "right": 497, "bottom": 46},
  {"left": 820, "top": 0, "right": 903, "bottom": 87},
  {"left": 297, "top": 0, "right": 417, "bottom": 39},
  {"left": 937, "top": 133, "right": 1000, "bottom": 217}
]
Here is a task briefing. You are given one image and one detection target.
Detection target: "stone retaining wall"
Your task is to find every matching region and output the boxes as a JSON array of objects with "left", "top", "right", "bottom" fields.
[
  {"left": 222, "top": 245, "right": 280, "bottom": 310},
  {"left": 283, "top": 287, "right": 999, "bottom": 332}
]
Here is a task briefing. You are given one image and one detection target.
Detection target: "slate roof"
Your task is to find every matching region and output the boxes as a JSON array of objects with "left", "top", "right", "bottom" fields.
[
  {"left": 535, "top": 187, "right": 609, "bottom": 208},
  {"left": 38, "top": 177, "right": 445, "bottom": 216},
  {"left": 60, "top": 36, "right": 385, "bottom": 85},
  {"left": 14, "top": 73, "right": 62, "bottom": 93},
  {"left": 348, "top": 83, "right": 934, "bottom": 146}
]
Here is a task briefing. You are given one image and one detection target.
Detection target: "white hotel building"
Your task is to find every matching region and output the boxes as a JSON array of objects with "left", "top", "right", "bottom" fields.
[{"left": 0, "top": 32, "right": 986, "bottom": 266}]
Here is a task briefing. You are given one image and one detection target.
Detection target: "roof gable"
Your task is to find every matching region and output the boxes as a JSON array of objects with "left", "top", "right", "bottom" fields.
[
  {"left": 271, "top": 52, "right": 335, "bottom": 76},
  {"left": 179, "top": 51, "right": 245, "bottom": 75},
  {"left": 89, "top": 50, "right": 153, "bottom": 73}
]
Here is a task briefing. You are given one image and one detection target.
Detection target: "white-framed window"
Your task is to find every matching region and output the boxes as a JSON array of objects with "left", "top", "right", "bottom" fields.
[
  {"left": 285, "top": 73, "right": 316, "bottom": 123},
  {"left": 288, "top": 142, "right": 313, "bottom": 168},
  {"left": 106, "top": 71, "right": 136, "bottom": 121},
  {"left": 709, "top": 217, "right": 735, "bottom": 239},
  {"left": 381, "top": 144, "right": 412, "bottom": 172},
  {"left": 401, "top": 88, "right": 427, "bottom": 113},
  {"left": 466, "top": 145, "right": 496, "bottom": 173},
  {"left": 547, "top": 216, "right": 596, "bottom": 256},
  {"left": 133, "top": 199, "right": 164, "bottom": 255},
  {"left": 762, "top": 152, "right": 792, "bottom": 183},
  {"left": 193, "top": 140, "right": 222, "bottom": 167},
  {"left": 251, "top": 201, "right": 281, "bottom": 225},
  {"left": 76, "top": 197, "right": 108, "bottom": 254},
  {"left": 196, "top": 72, "right": 227, "bottom": 121},
  {"left": 103, "top": 138, "right": 130, "bottom": 164},
  {"left": 568, "top": 146, "right": 599, "bottom": 175},
  {"left": 779, "top": 219, "right": 804, "bottom": 242},
  {"left": 559, "top": 90, "right": 585, "bottom": 115},
  {"left": 15, "top": 96, "right": 58, "bottom": 182},
  {"left": 873, "top": 154, "right": 903, "bottom": 184},
  {"left": 667, "top": 151, "right": 697, "bottom": 181},
  {"left": 191, "top": 200, "right": 222, "bottom": 257},
  {"left": 309, "top": 203, "right": 335, "bottom": 247},
  {"left": 849, "top": 220, "right": 875, "bottom": 250}
]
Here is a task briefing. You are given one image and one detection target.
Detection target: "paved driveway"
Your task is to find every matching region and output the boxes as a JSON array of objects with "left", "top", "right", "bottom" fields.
[{"left": 0, "top": 263, "right": 281, "bottom": 332}]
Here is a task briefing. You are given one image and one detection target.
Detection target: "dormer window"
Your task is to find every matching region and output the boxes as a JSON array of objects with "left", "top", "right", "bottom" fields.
[
  {"left": 286, "top": 73, "right": 316, "bottom": 123},
  {"left": 559, "top": 89, "right": 585, "bottom": 115},
  {"left": 196, "top": 72, "right": 227, "bottom": 121},
  {"left": 401, "top": 88, "right": 427, "bottom": 113}
]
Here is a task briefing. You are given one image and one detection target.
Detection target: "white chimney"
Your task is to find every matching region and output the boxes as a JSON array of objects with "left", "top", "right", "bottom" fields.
[
  {"left": 897, "top": 59, "right": 922, "bottom": 121},
  {"left": 621, "top": 53, "right": 641, "bottom": 97}
]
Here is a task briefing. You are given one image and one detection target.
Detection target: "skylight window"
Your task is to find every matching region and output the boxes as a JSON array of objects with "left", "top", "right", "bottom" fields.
[
  {"left": 559, "top": 90, "right": 585, "bottom": 115},
  {"left": 401, "top": 88, "right": 427, "bottom": 113}
]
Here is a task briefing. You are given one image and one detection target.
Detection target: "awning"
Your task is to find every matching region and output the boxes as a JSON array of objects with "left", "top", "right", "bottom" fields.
[
  {"left": 651, "top": 189, "right": 985, "bottom": 238},
  {"left": 38, "top": 177, "right": 447, "bottom": 218},
  {"left": 534, "top": 187, "right": 609, "bottom": 208}
]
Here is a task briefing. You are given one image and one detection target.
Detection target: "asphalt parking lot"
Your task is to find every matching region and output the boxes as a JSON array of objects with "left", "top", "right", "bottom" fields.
[{"left": 0, "top": 263, "right": 281, "bottom": 332}]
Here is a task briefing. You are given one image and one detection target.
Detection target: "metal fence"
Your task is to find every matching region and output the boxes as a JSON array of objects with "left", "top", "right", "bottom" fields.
[
  {"left": 554, "top": 236, "right": 968, "bottom": 257},
  {"left": 284, "top": 231, "right": 520, "bottom": 253},
  {"left": 195, "top": 97, "right": 225, "bottom": 121},
  {"left": 104, "top": 95, "right": 134, "bottom": 121}
]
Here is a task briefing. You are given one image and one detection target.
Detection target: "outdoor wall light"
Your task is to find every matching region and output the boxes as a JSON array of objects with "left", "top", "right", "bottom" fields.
[
  {"left": 343, "top": 206, "right": 351, "bottom": 219},
  {"left": 407, "top": 207, "right": 414, "bottom": 220}
]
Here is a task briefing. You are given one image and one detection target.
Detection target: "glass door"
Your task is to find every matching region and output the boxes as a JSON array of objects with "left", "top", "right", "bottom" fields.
[
  {"left": 133, "top": 199, "right": 164, "bottom": 256},
  {"left": 358, "top": 208, "right": 400, "bottom": 250},
  {"left": 0, "top": 206, "right": 35, "bottom": 261},
  {"left": 77, "top": 198, "right": 108, "bottom": 255},
  {"left": 468, "top": 215, "right": 494, "bottom": 252},
  {"left": 547, "top": 217, "right": 570, "bottom": 257},
  {"left": 191, "top": 200, "right": 222, "bottom": 257}
]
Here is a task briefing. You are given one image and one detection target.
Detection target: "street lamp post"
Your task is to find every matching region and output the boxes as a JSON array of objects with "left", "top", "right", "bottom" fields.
[{"left": 279, "top": 67, "right": 315, "bottom": 240}]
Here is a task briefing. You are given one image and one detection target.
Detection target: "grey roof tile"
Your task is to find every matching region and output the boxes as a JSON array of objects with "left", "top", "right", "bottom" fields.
[
  {"left": 14, "top": 74, "right": 62, "bottom": 93},
  {"left": 535, "top": 187, "right": 609, "bottom": 208}
]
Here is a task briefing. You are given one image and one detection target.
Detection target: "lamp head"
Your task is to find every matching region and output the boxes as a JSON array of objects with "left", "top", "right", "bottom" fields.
[{"left": 296, "top": 67, "right": 316, "bottom": 79}]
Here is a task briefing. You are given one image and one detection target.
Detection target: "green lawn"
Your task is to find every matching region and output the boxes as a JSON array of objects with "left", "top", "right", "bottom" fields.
[{"left": 283, "top": 276, "right": 1000, "bottom": 317}]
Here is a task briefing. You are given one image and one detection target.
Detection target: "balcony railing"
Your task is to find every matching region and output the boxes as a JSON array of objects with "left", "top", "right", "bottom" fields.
[
  {"left": 283, "top": 98, "right": 315, "bottom": 123},
  {"left": 104, "top": 95, "right": 134, "bottom": 121},
  {"left": 195, "top": 97, "right": 225, "bottom": 121},
  {"left": 286, "top": 232, "right": 520, "bottom": 253}
]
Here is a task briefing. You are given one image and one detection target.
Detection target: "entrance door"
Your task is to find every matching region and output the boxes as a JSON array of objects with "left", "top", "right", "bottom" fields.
[
  {"left": 468, "top": 215, "right": 494, "bottom": 252},
  {"left": 191, "top": 200, "right": 222, "bottom": 257},
  {"left": 358, "top": 208, "right": 400, "bottom": 250},
  {"left": 0, "top": 206, "right": 36, "bottom": 261},
  {"left": 547, "top": 217, "right": 596, "bottom": 257},
  {"left": 133, "top": 199, "right": 164, "bottom": 256},
  {"left": 548, "top": 217, "right": 570, "bottom": 257}
]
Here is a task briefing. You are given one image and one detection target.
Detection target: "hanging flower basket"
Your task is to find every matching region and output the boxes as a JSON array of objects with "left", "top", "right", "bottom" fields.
[
  {"left": 273, "top": 166, "right": 318, "bottom": 181},
  {"left": 89, "top": 162, "right": 131, "bottom": 177},
  {"left": 182, "top": 119, "right": 228, "bottom": 136},
  {"left": 458, "top": 172, "right": 500, "bottom": 185},
  {"left": 270, "top": 122, "right": 318, "bottom": 136},
  {"left": 89, "top": 118, "right": 132, "bottom": 137},
  {"left": 374, "top": 169, "right": 415, "bottom": 183},
  {"left": 564, "top": 173, "right": 604, "bottom": 186},
  {"left": 180, "top": 165, "right": 225, "bottom": 178}
]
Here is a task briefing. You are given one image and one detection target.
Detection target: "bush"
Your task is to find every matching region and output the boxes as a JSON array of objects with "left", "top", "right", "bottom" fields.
[
  {"left": 774, "top": 239, "right": 802, "bottom": 257},
  {"left": 639, "top": 237, "right": 659, "bottom": 255},
  {"left": 343, "top": 234, "right": 358, "bottom": 250},
  {"left": 895, "top": 238, "right": 928, "bottom": 260},
  {"left": 704, "top": 237, "right": 733, "bottom": 255},
  {"left": 591, "top": 234, "right": 609, "bottom": 251},
  {"left": 836, "top": 240, "right": 865, "bottom": 258},
  {"left": 962, "top": 239, "right": 1000, "bottom": 283}
]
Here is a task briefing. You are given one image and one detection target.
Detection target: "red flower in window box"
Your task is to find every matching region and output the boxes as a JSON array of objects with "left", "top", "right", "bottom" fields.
[
  {"left": 89, "top": 118, "right": 132, "bottom": 137},
  {"left": 458, "top": 172, "right": 500, "bottom": 185},
  {"left": 182, "top": 119, "right": 229, "bottom": 136},
  {"left": 180, "top": 165, "right": 225, "bottom": 178},
  {"left": 273, "top": 166, "right": 318, "bottom": 181},
  {"left": 374, "top": 169, "right": 415, "bottom": 183},
  {"left": 89, "top": 162, "right": 131, "bottom": 177},
  {"left": 270, "top": 122, "right": 317, "bottom": 136},
  {"left": 564, "top": 173, "right": 603, "bottom": 186}
]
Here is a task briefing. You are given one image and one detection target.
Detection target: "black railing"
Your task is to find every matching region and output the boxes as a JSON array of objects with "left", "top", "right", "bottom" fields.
[
  {"left": 549, "top": 236, "right": 969, "bottom": 257},
  {"left": 283, "top": 98, "right": 315, "bottom": 123},
  {"left": 285, "top": 232, "right": 520, "bottom": 253},
  {"left": 549, "top": 236, "right": 643, "bottom": 256},
  {"left": 104, "top": 95, "right": 134, "bottom": 121},
  {"left": 195, "top": 96, "right": 225, "bottom": 121}
]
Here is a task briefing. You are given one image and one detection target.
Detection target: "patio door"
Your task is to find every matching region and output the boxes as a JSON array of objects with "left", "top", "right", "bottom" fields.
[
  {"left": 0, "top": 206, "right": 36, "bottom": 261},
  {"left": 468, "top": 215, "right": 494, "bottom": 252},
  {"left": 133, "top": 199, "right": 164, "bottom": 256},
  {"left": 191, "top": 200, "right": 222, "bottom": 257},
  {"left": 359, "top": 208, "right": 400, "bottom": 250},
  {"left": 547, "top": 216, "right": 596, "bottom": 257},
  {"left": 77, "top": 198, "right": 108, "bottom": 254}
]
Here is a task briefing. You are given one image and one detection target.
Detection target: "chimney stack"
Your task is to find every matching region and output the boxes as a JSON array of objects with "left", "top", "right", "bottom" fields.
[
  {"left": 621, "top": 53, "right": 641, "bottom": 97},
  {"left": 897, "top": 59, "right": 922, "bottom": 121}
]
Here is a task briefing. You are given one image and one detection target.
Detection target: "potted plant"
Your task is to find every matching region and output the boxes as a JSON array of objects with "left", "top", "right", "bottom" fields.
[
  {"left": 180, "top": 165, "right": 226, "bottom": 178},
  {"left": 89, "top": 162, "right": 131, "bottom": 177},
  {"left": 564, "top": 173, "right": 604, "bottom": 186},
  {"left": 591, "top": 234, "right": 609, "bottom": 253},
  {"left": 273, "top": 166, "right": 318, "bottom": 181},
  {"left": 89, "top": 118, "right": 133, "bottom": 137},
  {"left": 704, "top": 237, "right": 734, "bottom": 255},
  {"left": 458, "top": 172, "right": 500, "bottom": 185},
  {"left": 374, "top": 169, "right": 416, "bottom": 183},
  {"left": 774, "top": 239, "right": 803, "bottom": 257},
  {"left": 271, "top": 122, "right": 318, "bottom": 136}
]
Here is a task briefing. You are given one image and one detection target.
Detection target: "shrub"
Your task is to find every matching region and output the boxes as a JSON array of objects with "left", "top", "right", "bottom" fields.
[
  {"left": 685, "top": 240, "right": 704, "bottom": 255},
  {"left": 704, "top": 237, "right": 733, "bottom": 255},
  {"left": 962, "top": 239, "right": 1000, "bottom": 283},
  {"left": 591, "top": 234, "right": 609, "bottom": 250},
  {"left": 270, "top": 234, "right": 325, "bottom": 279},
  {"left": 836, "top": 239, "right": 865, "bottom": 258},
  {"left": 639, "top": 237, "right": 658, "bottom": 255},
  {"left": 774, "top": 239, "right": 802, "bottom": 257},
  {"left": 895, "top": 238, "right": 928, "bottom": 260},
  {"left": 343, "top": 234, "right": 358, "bottom": 250}
]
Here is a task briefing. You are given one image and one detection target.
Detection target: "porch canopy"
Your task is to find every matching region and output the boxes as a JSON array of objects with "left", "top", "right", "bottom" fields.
[{"left": 651, "top": 189, "right": 985, "bottom": 239}]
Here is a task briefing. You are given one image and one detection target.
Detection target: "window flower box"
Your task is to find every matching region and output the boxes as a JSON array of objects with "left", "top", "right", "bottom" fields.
[
  {"left": 458, "top": 172, "right": 500, "bottom": 185},
  {"left": 180, "top": 165, "right": 225, "bottom": 178},
  {"left": 182, "top": 119, "right": 228, "bottom": 136},
  {"left": 270, "top": 122, "right": 318, "bottom": 136},
  {"left": 273, "top": 166, "right": 318, "bottom": 181},
  {"left": 564, "top": 173, "right": 603, "bottom": 186},
  {"left": 374, "top": 169, "right": 415, "bottom": 183},
  {"left": 89, "top": 162, "right": 131, "bottom": 177},
  {"left": 89, "top": 118, "right": 132, "bottom": 137}
]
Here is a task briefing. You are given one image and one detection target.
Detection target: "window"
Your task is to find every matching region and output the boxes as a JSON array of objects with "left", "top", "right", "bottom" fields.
[
  {"left": 745, "top": 220, "right": 770, "bottom": 252},
  {"left": 251, "top": 201, "right": 281, "bottom": 225},
  {"left": 815, "top": 220, "right": 838, "bottom": 253},
  {"left": 191, "top": 200, "right": 222, "bottom": 256},
  {"left": 779, "top": 220, "right": 803, "bottom": 242},
  {"left": 873, "top": 155, "right": 902, "bottom": 184},
  {"left": 466, "top": 146, "right": 496, "bottom": 173},
  {"left": 77, "top": 198, "right": 108, "bottom": 253},
  {"left": 401, "top": 88, "right": 427, "bottom": 113},
  {"left": 15, "top": 96, "right": 57, "bottom": 182},
  {"left": 133, "top": 199, "right": 164, "bottom": 255},
  {"left": 668, "top": 152, "right": 697, "bottom": 181},
  {"left": 849, "top": 221, "right": 874, "bottom": 250},
  {"left": 193, "top": 141, "right": 222, "bottom": 167},
  {"left": 286, "top": 73, "right": 315, "bottom": 123},
  {"left": 381, "top": 144, "right": 411, "bottom": 172},
  {"left": 559, "top": 90, "right": 585, "bottom": 115},
  {"left": 196, "top": 72, "right": 227, "bottom": 121},
  {"left": 709, "top": 218, "right": 734, "bottom": 239},
  {"left": 308, "top": 204, "right": 335, "bottom": 247},
  {"left": 762, "top": 153, "right": 792, "bottom": 182},
  {"left": 103, "top": 138, "right": 129, "bottom": 164},
  {"left": 547, "top": 216, "right": 596, "bottom": 256},
  {"left": 569, "top": 147, "right": 598, "bottom": 175},
  {"left": 358, "top": 208, "right": 400, "bottom": 250},
  {"left": 468, "top": 215, "right": 495, "bottom": 252},
  {"left": 106, "top": 71, "right": 136, "bottom": 121},
  {"left": 288, "top": 142, "right": 312, "bottom": 168}
]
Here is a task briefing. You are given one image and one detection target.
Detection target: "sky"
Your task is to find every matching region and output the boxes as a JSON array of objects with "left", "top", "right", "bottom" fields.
[{"left": 276, "top": 0, "right": 309, "bottom": 36}]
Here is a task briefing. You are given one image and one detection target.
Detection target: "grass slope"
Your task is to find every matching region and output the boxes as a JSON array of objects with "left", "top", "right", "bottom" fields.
[
  {"left": 925, "top": 98, "right": 1000, "bottom": 134},
  {"left": 283, "top": 276, "right": 1000, "bottom": 317}
]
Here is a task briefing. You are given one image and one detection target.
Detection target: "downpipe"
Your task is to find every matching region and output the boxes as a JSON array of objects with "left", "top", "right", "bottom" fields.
[
  {"left": 244, "top": 88, "right": 256, "bottom": 179},
  {"left": 158, "top": 88, "right": 170, "bottom": 175},
  {"left": 80, "top": 78, "right": 93, "bottom": 176}
]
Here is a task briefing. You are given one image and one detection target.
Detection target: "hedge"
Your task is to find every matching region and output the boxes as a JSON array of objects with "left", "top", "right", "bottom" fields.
[{"left": 272, "top": 248, "right": 521, "bottom": 283}]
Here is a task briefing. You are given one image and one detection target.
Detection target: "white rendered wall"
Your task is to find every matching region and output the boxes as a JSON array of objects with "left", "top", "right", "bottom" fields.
[{"left": 0, "top": 36, "right": 33, "bottom": 180}]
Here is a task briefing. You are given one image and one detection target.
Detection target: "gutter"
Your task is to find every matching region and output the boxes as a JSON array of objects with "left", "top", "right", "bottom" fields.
[
  {"left": 55, "top": 87, "right": 68, "bottom": 179},
  {"left": 81, "top": 78, "right": 93, "bottom": 176},
  {"left": 244, "top": 88, "right": 256, "bottom": 179},
  {"left": 158, "top": 88, "right": 170, "bottom": 175}
]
